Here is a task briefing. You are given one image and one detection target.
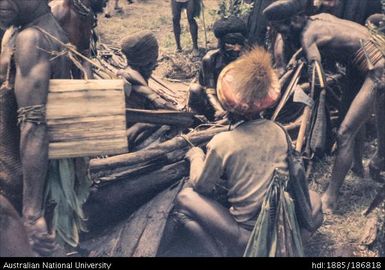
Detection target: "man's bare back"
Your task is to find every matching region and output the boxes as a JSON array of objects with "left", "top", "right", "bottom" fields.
[{"left": 302, "top": 13, "right": 371, "bottom": 62}]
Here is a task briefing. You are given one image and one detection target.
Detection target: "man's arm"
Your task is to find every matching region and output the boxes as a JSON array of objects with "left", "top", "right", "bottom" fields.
[
  {"left": 185, "top": 142, "right": 224, "bottom": 195},
  {"left": 14, "top": 28, "right": 56, "bottom": 255},
  {"left": 273, "top": 33, "right": 288, "bottom": 77},
  {"left": 117, "top": 68, "right": 176, "bottom": 109},
  {"left": 200, "top": 52, "right": 226, "bottom": 119},
  {"left": 301, "top": 28, "right": 322, "bottom": 64}
]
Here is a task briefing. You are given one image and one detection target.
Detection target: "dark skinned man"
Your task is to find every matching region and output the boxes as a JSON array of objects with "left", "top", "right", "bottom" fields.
[
  {"left": 173, "top": 47, "right": 323, "bottom": 256},
  {"left": 171, "top": 0, "right": 200, "bottom": 56},
  {"left": 188, "top": 16, "right": 247, "bottom": 121},
  {"left": 0, "top": 0, "right": 71, "bottom": 256},
  {"left": 264, "top": 0, "right": 385, "bottom": 213}
]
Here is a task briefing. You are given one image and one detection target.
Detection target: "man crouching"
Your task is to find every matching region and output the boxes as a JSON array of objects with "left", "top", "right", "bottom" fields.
[{"left": 173, "top": 47, "right": 323, "bottom": 256}]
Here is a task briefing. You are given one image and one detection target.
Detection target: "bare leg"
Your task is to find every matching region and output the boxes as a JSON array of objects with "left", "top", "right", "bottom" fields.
[
  {"left": 301, "top": 191, "right": 324, "bottom": 243},
  {"left": 351, "top": 127, "right": 365, "bottom": 177},
  {"left": 175, "top": 188, "right": 251, "bottom": 256},
  {"left": 186, "top": 0, "right": 199, "bottom": 55},
  {"left": 322, "top": 76, "right": 378, "bottom": 212},
  {"left": 171, "top": 1, "right": 182, "bottom": 52},
  {"left": 369, "top": 88, "right": 385, "bottom": 182}
]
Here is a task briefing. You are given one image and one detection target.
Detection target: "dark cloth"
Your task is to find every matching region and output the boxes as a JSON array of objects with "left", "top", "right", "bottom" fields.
[
  {"left": 120, "top": 31, "right": 159, "bottom": 67},
  {"left": 0, "top": 27, "right": 22, "bottom": 211}
]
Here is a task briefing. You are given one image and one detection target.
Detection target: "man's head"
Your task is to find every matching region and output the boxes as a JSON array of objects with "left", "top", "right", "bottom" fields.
[
  {"left": 213, "top": 16, "right": 248, "bottom": 61},
  {"left": 120, "top": 31, "right": 159, "bottom": 80},
  {"left": 216, "top": 47, "right": 280, "bottom": 119},
  {"left": 0, "top": 0, "right": 49, "bottom": 29},
  {"left": 263, "top": 0, "right": 307, "bottom": 35}
]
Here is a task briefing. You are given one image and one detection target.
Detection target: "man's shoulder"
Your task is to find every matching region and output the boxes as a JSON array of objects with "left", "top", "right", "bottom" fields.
[
  {"left": 209, "top": 129, "right": 232, "bottom": 148},
  {"left": 239, "top": 119, "right": 286, "bottom": 139}
]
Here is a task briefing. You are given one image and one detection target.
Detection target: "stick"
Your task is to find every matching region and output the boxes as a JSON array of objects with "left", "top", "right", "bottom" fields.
[
  {"left": 295, "top": 63, "right": 315, "bottom": 152},
  {"left": 149, "top": 75, "right": 174, "bottom": 93},
  {"left": 36, "top": 27, "right": 117, "bottom": 78},
  {"left": 201, "top": 1, "right": 208, "bottom": 49},
  {"left": 272, "top": 62, "right": 304, "bottom": 121},
  {"left": 126, "top": 108, "right": 196, "bottom": 127}
]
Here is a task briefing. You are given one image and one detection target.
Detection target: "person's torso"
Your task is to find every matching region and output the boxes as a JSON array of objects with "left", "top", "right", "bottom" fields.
[{"left": 210, "top": 119, "right": 289, "bottom": 224}]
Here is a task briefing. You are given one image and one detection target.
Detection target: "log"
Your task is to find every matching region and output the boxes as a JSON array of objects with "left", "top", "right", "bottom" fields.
[
  {"left": 47, "top": 79, "right": 129, "bottom": 159},
  {"left": 89, "top": 126, "right": 228, "bottom": 173},
  {"left": 82, "top": 181, "right": 184, "bottom": 257},
  {"left": 95, "top": 147, "right": 188, "bottom": 183},
  {"left": 126, "top": 108, "right": 197, "bottom": 127},
  {"left": 133, "top": 125, "right": 172, "bottom": 151},
  {"left": 126, "top": 123, "right": 160, "bottom": 147},
  {"left": 84, "top": 161, "right": 188, "bottom": 232}
]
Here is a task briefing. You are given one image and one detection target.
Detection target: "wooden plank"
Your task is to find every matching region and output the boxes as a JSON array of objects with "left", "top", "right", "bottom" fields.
[
  {"left": 49, "top": 79, "right": 125, "bottom": 92},
  {"left": 47, "top": 115, "right": 125, "bottom": 125},
  {"left": 48, "top": 121, "right": 126, "bottom": 138},
  {"left": 49, "top": 136, "right": 127, "bottom": 159},
  {"left": 47, "top": 97, "right": 124, "bottom": 119},
  {"left": 49, "top": 130, "right": 127, "bottom": 143},
  {"left": 47, "top": 90, "right": 123, "bottom": 103},
  {"left": 47, "top": 79, "right": 128, "bottom": 158}
]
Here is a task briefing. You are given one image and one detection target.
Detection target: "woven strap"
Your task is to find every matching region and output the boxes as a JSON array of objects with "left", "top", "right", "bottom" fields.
[{"left": 17, "top": 105, "right": 46, "bottom": 125}]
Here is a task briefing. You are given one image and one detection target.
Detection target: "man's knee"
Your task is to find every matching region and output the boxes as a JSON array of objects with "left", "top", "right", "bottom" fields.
[
  {"left": 336, "top": 125, "right": 354, "bottom": 148},
  {"left": 188, "top": 83, "right": 204, "bottom": 106},
  {"left": 189, "top": 83, "right": 203, "bottom": 97},
  {"left": 172, "top": 15, "right": 181, "bottom": 25}
]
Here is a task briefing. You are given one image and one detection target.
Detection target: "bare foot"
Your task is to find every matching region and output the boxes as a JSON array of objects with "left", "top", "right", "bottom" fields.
[{"left": 321, "top": 192, "right": 337, "bottom": 214}]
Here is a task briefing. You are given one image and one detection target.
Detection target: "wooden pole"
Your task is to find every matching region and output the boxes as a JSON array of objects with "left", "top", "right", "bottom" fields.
[{"left": 272, "top": 62, "right": 304, "bottom": 121}]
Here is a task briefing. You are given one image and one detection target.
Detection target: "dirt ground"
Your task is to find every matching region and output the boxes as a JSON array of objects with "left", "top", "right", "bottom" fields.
[{"left": 96, "top": 0, "right": 385, "bottom": 257}]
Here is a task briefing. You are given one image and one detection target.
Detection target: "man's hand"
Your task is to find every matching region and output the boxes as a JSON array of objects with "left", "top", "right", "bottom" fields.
[
  {"left": 185, "top": 147, "right": 204, "bottom": 162},
  {"left": 214, "top": 110, "right": 227, "bottom": 121},
  {"left": 25, "top": 216, "right": 57, "bottom": 257}
]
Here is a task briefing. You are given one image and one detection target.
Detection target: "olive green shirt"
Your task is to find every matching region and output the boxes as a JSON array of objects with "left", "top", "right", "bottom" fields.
[{"left": 190, "top": 119, "right": 289, "bottom": 225}]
